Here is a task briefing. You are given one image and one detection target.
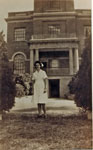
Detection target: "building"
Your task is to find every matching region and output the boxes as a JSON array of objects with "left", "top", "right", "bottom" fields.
[{"left": 6, "top": 0, "right": 91, "bottom": 98}]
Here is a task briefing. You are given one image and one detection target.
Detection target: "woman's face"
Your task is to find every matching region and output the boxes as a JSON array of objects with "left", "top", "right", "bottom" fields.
[{"left": 35, "top": 63, "right": 40, "bottom": 71}]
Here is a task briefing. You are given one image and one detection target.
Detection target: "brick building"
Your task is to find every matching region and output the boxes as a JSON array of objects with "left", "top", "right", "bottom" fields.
[{"left": 6, "top": 0, "right": 91, "bottom": 98}]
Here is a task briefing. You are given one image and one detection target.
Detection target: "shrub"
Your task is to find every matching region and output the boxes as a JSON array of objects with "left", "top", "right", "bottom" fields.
[
  {"left": 0, "top": 31, "right": 16, "bottom": 112},
  {"left": 15, "top": 73, "right": 32, "bottom": 97},
  {"left": 16, "top": 83, "right": 25, "bottom": 97},
  {"left": 68, "top": 35, "right": 92, "bottom": 111}
]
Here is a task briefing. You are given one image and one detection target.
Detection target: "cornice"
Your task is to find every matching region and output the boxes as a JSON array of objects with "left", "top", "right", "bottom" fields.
[
  {"left": 5, "top": 15, "right": 33, "bottom": 22},
  {"left": 5, "top": 10, "right": 91, "bottom": 23},
  {"left": 33, "top": 11, "right": 77, "bottom": 17},
  {"left": 29, "top": 37, "right": 79, "bottom": 44}
]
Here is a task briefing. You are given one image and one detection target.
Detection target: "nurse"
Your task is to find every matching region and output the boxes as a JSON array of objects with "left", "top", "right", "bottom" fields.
[{"left": 32, "top": 61, "right": 48, "bottom": 118}]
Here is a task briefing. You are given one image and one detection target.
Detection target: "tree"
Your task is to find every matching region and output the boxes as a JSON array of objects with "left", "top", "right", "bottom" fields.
[
  {"left": 0, "top": 31, "right": 16, "bottom": 112},
  {"left": 68, "top": 35, "right": 92, "bottom": 111}
]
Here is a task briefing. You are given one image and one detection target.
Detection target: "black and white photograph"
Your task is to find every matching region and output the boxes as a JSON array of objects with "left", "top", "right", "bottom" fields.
[{"left": 0, "top": 0, "right": 92, "bottom": 149}]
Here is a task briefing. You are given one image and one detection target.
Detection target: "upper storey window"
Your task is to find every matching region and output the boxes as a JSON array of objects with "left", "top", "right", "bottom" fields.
[
  {"left": 84, "top": 26, "right": 91, "bottom": 37},
  {"left": 48, "top": 0, "right": 60, "bottom": 10},
  {"left": 48, "top": 25, "right": 61, "bottom": 37},
  {"left": 14, "top": 28, "right": 26, "bottom": 41}
]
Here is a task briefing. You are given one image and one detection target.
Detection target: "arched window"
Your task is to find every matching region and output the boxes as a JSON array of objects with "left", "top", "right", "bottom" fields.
[{"left": 13, "top": 54, "right": 25, "bottom": 74}]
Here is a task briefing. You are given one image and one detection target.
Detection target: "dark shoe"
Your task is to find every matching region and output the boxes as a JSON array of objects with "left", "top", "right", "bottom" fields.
[
  {"left": 43, "top": 114, "right": 47, "bottom": 118},
  {"left": 37, "top": 114, "right": 42, "bottom": 118}
]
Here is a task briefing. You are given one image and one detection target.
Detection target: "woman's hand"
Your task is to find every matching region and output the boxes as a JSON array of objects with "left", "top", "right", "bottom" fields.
[
  {"left": 44, "top": 88, "right": 47, "bottom": 93},
  {"left": 44, "top": 78, "right": 47, "bottom": 93}
]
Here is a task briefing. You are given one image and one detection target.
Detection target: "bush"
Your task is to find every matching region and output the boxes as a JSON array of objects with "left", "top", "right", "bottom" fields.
[
  {"left": 0, "top": 53, "right": 16, "bottom": 112},
  {"left": 15, "top": 73, "right": 33, "bottom": 97},
  {"left": 0, "top": 32, "right": 16, "bottom": 112},
  {"left": 16, "top": 83, "right": 25, "bottom": 97},
  {"left": 68, "top": 35, "right": 92, "bottom": 111}
]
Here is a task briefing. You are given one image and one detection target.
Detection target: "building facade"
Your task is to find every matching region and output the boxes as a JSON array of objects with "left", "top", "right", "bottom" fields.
[{"left": 6, "top": 0, "right": 91, "bottom": 98}]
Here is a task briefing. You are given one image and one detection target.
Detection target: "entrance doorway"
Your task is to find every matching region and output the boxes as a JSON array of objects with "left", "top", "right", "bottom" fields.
[{"left": 49, "top": 79, "right": 59, "bottom": 98}]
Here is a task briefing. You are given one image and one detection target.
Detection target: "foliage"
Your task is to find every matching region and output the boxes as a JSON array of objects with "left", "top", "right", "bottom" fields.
[
  {"left": 68, "top": 35, "right": 92, "bottom": 111},
  {"left": 15, "top": 73, "right": 32, "bottom": 97},
  {"left": 0, "top": 31, "right": 16, "bottom": 112},
  {"left": 16, "top": 83, "right": 25, "bottom": 97},
  {"left": 0, "top": 31, "right": 7, "bottom": 52}
]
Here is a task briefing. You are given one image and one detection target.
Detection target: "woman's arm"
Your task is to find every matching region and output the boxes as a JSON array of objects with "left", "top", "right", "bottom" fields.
[{"left": 44, "top": 78, "right": 47, "bottom": 93}]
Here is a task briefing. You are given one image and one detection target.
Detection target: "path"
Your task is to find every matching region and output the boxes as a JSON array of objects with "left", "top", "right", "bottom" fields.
[{"left": 11, "top": 96, "right": 79, "bottom": 116}]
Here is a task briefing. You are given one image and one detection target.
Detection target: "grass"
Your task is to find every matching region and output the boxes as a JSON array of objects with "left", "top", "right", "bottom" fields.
[{"left": 0, "top": 113, "right": 92, "bottom": 150}]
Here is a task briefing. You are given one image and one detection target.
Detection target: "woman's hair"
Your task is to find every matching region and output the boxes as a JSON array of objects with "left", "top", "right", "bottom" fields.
[{"left": 34, "top": 61, "right": 42, "bottom": 67}]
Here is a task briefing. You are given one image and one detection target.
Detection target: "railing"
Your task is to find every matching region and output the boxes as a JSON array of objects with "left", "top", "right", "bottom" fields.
[
  {"left": 43, "top": 67, "right": 69, "bottom": 75},
  {"left": 31, "top": 33, "right": 77, "bottom": 40}
]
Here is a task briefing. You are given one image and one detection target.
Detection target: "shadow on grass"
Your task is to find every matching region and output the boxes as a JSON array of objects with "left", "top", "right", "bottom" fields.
[
  {"left": 2, "top": 112, "right": 88, "bottom": 122},
  {"left": 12, "top": 106, "right": 77, "bottom": 113}
]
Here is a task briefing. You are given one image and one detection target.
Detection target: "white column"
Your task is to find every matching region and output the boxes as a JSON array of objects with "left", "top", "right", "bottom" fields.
[
  {"left": 74, "top": 48, "right": 79, "bottom": 73},
  {"left": 35, "top": 49, "right": 39, "bottom": 61},
  {"left": 30, "top": 48, "right": 34, "bottom": 75},
  {"left": 69, "top": 48, "right": 73, "bottom": 75}
]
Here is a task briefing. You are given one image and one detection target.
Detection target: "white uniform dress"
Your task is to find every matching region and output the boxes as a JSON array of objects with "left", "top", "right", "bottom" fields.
[{"left": 32, "top": 69, "right": 48, "bottom": 104}]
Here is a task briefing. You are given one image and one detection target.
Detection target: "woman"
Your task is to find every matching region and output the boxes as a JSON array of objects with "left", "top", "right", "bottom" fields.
[{"left": 32, "top": 61, "right": 48, "bottom": 118}]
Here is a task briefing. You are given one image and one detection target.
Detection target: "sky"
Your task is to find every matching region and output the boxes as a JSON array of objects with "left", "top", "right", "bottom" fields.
[{"left": 0, "top": 0, "right": 91, "bottom": 40}]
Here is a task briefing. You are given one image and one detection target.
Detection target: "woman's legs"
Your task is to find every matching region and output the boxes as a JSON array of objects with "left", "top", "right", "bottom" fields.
[
  {"left": 42, "top": 104, "right": 46, "bottom": 116},
  {"left": 38, "top": 104, "right": 42, "bottom": 116},
  {"left": 37, "top": 103, "right": 47, "bottom": 117}
]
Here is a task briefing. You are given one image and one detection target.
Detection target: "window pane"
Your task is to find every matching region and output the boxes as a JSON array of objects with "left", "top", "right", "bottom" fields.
[
  {"left": 14, "top": 54, "right": 25, "bottom": 74},
  {"left": 49, "top": 59, "right": 69, "bottom": 68},
  {"left": 48, "top": 0, "right": 60, "bottom": 9},
  {"left": 48, "top": 24, "right": 60, "bottom": 37},
  {"left": 51, "top": 59, "right": 59, "bottom": 68},
  {"left": 14, "top": 28, "right": 26, "bottom": 41}
]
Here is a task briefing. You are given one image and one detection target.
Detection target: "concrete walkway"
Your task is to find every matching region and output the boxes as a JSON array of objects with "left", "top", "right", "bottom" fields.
[{"left": 11, "top": 96, "right": 79, "bottom": 116}]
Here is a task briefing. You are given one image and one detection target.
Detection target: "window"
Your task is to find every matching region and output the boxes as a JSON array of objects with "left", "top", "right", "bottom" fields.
[
  {"left": 51, "top": 59, "right": 59, "bottom": 68},
  {"left": 14, "top": 28, "right": 26, "bottom": 41},
  {"left": 48, "top": 0, "right": 60, "bottom": 10},
  {"left": 14, "top": 54, "right": 25, "bottom": 74},
  {"left": 49, "top": 59, "right": 69, "bottom": 68},
  {"left": 84, "top": 26, "right": 91, "bottom": 37},
  {"left": 48, "top": 25, "right": 60, "bottom": 37}
]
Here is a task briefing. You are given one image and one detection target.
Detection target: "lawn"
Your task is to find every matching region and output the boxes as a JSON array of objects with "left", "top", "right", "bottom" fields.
[{"left": 0, "top": 113, "right": 92, "bottom": 150}]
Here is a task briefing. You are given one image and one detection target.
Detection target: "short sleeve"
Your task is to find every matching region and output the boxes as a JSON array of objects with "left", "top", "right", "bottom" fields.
[
  {"left": 43, "top": 71, "right": 48, "bottom": 79},
  {"left": 32, "top": 73, "right": 35, "bottom": 80}
]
